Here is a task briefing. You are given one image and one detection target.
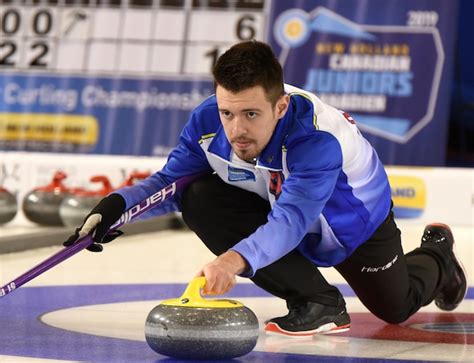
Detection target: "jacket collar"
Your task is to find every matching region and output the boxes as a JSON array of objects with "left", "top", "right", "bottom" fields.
[{"left": 207, "top": 101, "right": 294, "bottom": 171}]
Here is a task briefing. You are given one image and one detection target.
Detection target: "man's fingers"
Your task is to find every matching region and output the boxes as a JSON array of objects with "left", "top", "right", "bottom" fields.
[
  {"left": 202, "top": 275, "right": 234, "bottom": 295},
  {"left": 63, "top": 230, "right": 80, "bottom": 247},
  {"left": 222, "top": 276, "right": 236, "bottom": 294},
  {"left": 101, "top": 230, "right": 124, "bottom": 244},
  {"left": 202, "top": 274, "right": 216, "bottom": 295},
  {"left": 226, "top": 276, "right": 236, "bottom": 293},
  {"left": 203, "top": 273, "right": 227, "bottom": 295},
  {"left": 199, "top": 260, "right": 238, "bottom": 295},
  {"left": 211, "top": 279, "right": 225, "bottom": 295},
  {"left": 63, "top": 214, "right": 104, "bottom": 249},
  {"left": 86, "top": 243, "right": 104, "bottom": 252}
]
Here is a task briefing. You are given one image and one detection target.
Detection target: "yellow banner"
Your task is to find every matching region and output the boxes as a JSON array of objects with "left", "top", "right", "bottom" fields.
[
  {"left": 389, "top": 175, "right": 426, "bottom": 209},
  {"left": 0, "top": 113, "right": 98, "bottom": 145}
]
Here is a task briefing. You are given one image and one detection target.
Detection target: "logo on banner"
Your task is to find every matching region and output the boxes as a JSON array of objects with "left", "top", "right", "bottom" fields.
[
  {"left": 273, "top": 7, "right": 444, "bottom": 143},
  {"left": 388, "top": 175, "right": 426, "bottom": 218}
]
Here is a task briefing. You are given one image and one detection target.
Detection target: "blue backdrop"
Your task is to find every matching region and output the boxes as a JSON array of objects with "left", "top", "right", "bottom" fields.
[
  {"left": 0, "top": 0, "right": 458, "bottom": 165},
  {"left": 268, "top": 0, "right": 458, "bottom": 165}
]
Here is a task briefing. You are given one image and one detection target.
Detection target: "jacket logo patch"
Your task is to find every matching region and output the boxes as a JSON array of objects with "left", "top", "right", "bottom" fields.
[
  {"left": 269, "top": 171, "right": 285, "bottom": 199},
  {"left": 228, "top": 166, "right": 256, "bottom": 182}
]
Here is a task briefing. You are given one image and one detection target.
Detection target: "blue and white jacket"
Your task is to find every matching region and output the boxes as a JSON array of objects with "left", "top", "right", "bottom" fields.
[{"left": 116, "top": 84, "right": 392, "bottom": 276}]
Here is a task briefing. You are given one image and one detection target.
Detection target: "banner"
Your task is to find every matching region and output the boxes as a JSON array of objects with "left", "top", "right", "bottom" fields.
[
  {"left": 0, "top": 0, "right": 266, "bottom": 156},
  {"left": 268, "top": 0, "right": 458, "bottom": 165},
  {"left": 0, "top": 74, "right": 212, "bottom": 155}
]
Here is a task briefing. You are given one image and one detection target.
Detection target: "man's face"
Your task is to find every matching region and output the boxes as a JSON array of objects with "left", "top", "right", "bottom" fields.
[{"left": 216, "top": 85, "right": 289, "bottom": 162}]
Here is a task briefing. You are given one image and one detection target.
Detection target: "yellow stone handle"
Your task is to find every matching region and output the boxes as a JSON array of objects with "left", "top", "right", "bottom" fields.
[
  {"left": 179, "top": 276, "right": 207, "bottom": 304},
  {"left": 160, "top": 276, "right": 243, "bottom": 308}
]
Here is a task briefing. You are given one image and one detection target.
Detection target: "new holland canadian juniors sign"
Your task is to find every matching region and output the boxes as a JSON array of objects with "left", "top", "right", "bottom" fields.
[{"left": 269, "top": 0, "right": 457, "bottom": 165}]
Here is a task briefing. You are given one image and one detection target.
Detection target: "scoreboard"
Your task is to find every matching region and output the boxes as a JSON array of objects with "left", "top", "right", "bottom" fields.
[
  {"left": 0, "top": 0, "right": 269, "bottom": 156},
  {"left": 0, "top": 0, "right": 268, "bottom": 76}
]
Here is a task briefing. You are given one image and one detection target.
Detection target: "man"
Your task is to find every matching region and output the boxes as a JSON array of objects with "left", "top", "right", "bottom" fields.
[{"left": 65, "top": 41, "right": 467, "bottom": 337}]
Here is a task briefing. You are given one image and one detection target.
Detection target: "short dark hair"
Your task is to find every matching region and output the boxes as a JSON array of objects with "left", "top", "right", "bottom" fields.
[{"left": 212, "top": 41, "right": 284, "bottom": 106}]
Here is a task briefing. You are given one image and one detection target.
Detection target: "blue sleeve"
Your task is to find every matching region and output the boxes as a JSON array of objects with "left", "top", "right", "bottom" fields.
[
  {"left": 231, "top": 132, "right": 342, "bottom": 276},
  {"left": 115, "top": 112, "right": 213, "bottom": 218}
]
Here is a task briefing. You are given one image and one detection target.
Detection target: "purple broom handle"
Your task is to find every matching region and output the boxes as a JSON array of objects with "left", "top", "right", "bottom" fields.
[{"left": 0, "top": 172, "right": 205, "bottom": 298}]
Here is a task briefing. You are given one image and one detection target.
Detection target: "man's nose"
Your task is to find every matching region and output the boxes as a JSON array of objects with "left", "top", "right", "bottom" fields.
[{"left": 232, "top": 117, "right": 247, "bottom": 136}]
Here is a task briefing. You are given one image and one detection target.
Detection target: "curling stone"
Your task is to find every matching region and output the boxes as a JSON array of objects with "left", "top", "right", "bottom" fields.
[
  {"left": 0, "top": 187, "right": 17, "bottom": 224},
  {"left": 59, "top": 175, "right": 114, "bottom": 227},
  {"left": 22, "top": 171, "right": 72, "bottom": 226},
  {"left": 145, "top": 277, "right": 259, "bottom": 360}
]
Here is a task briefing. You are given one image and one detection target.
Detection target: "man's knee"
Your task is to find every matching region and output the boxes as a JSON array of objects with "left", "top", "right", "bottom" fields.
[
  {"left": 182, "top": 174, "right": 215, "bottom": 208},
  {"left": 181, "top": 176, "right": 215, "bottom": 230},
  {"left": 370, "top": 305, "right": 412, "bottom": 324},
  {"left": 180, "top": 173, "right": 269, "bottom": 255}
]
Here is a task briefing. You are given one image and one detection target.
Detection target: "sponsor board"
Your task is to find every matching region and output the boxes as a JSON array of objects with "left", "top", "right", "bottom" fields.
[{"left": 389, "top": 175, "right": 426, "bottom": 218}]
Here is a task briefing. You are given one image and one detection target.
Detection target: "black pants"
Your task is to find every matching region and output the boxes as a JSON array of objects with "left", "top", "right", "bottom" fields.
[{"left": 181, "top": 174, "right": 448, "bottom": 324}]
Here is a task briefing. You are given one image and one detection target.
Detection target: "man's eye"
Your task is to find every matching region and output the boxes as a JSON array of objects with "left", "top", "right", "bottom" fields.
[
  {"left": 247, "top": 112, "right": 257, "bottom": 119},
  {"left": 221, "top": 111, "right": 232, "bottom": 118}
]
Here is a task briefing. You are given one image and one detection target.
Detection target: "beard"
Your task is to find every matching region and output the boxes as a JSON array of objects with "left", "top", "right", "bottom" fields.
[
  {"left": 231, "top": 140, "right": 259, "bottom": 162},
  {"left": 234, "top": 149, "right": 258, "bottom": 162}
]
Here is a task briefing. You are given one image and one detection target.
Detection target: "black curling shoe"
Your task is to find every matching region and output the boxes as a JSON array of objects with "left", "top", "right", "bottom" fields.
[
  {"left": 421, "top": 223, "right": 467, "bottom": 311},
  {"left": 265, "top": 298, "right": 351, "bottom": 337}
]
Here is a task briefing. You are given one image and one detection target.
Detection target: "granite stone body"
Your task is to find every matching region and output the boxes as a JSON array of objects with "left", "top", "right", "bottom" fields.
[
  {"left": 145, "top": 304, "right": 259, "bottom": 360},
  {"left": 23, "top": 190, "right": 70, "bottom": 226},
  {"left": 60, "top": 195, "right": 102, "bottom": 227},
  {"left": 0, "top": 188, "right": 17, "bottom": 224}
]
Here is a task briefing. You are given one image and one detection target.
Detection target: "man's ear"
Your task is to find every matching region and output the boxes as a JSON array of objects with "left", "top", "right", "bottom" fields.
[{"left": 276, "top": 94, "right": 290, "bottom": 119}]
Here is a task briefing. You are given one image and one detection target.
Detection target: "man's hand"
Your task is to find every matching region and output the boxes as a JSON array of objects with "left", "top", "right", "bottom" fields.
[
  {"left": 63, "top": 193, "right": 126, "bottom": 252},
  {"left": 196, "top": 251, "right": 248, "bottom": 295}
]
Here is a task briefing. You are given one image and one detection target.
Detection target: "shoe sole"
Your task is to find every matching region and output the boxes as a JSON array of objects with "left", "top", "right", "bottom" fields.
[
  {"left": 429, "top": 223, "right": 468, "bottom": 311},
  {"left": 436, "top": 239, "right": 468, "bottom": 311},
  {"left": 265, "top": 321, "right": 351, "bottom": 338}
]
